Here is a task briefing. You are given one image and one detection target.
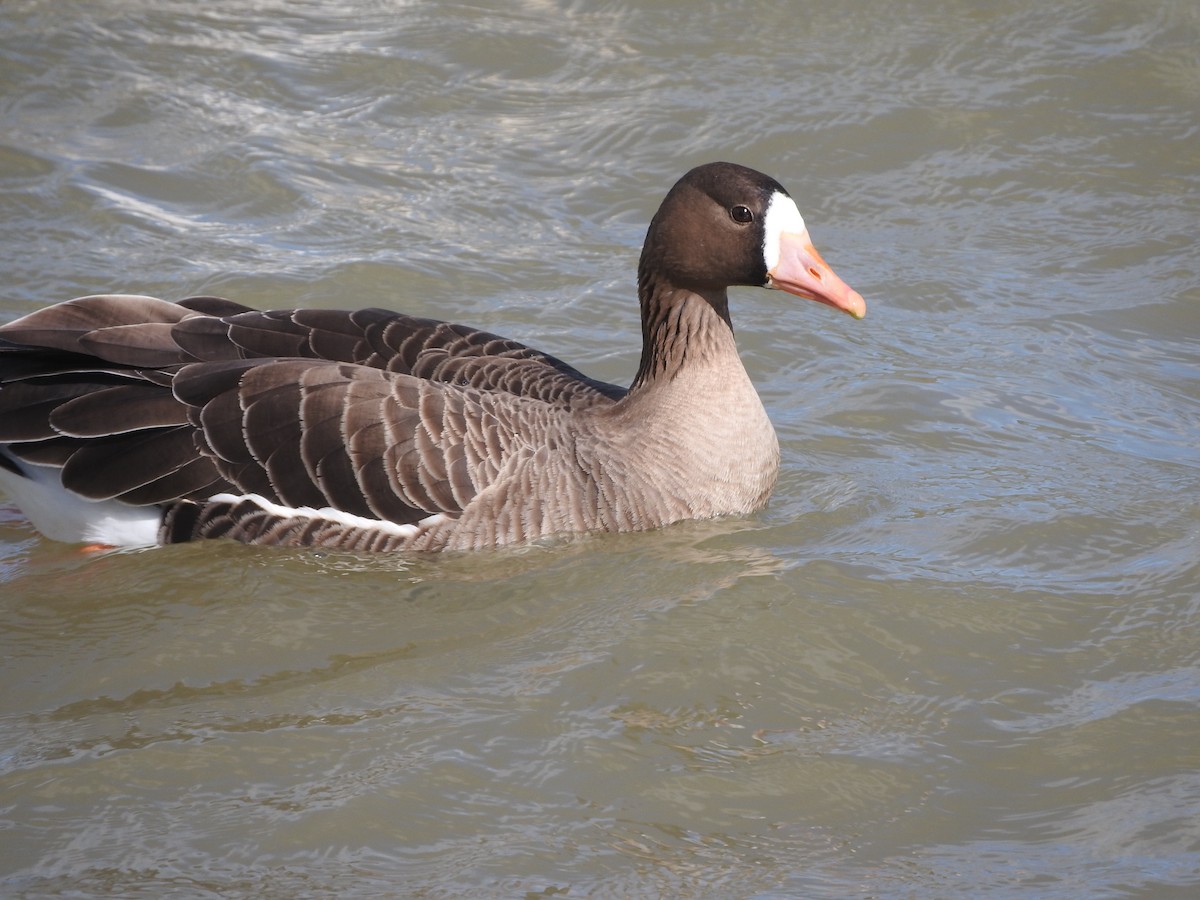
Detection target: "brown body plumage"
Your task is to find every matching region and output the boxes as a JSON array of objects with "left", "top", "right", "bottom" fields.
[{"left": 0, "top": 163, "right": 864, "bottom": 551}]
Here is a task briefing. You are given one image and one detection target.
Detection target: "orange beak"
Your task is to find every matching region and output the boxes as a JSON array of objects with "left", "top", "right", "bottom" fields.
[{"left": 767, "top": 230, "right": 866, "bottom": 319}]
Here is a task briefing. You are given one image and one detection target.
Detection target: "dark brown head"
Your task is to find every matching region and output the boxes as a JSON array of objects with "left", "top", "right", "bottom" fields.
[{"left": 638, "top": 162, "right": 864, "bottom": 318}]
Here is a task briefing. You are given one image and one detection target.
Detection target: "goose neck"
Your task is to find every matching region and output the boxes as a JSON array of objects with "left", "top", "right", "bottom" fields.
[{"left": 629, "top": 276, "right": 737, "bottom": 392}]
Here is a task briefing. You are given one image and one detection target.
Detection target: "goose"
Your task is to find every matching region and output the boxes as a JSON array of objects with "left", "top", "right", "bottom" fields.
[{"left": 0, "top": 162, "right": 864, "bottom": 553}]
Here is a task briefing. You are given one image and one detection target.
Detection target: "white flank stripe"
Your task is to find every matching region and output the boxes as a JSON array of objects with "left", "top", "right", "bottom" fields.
[{"left": 208, "top": 492, "right": 441, "bottom": 538}]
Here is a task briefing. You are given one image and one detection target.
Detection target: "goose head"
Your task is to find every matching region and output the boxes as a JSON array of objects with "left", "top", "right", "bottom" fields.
[{"left": 639, "top": 162, "right": 865, "bottom": 319}]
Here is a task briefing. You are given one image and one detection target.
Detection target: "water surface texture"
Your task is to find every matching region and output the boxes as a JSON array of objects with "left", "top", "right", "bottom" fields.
[{"left": 1, "top": 1, "right": 1198, "bottom": 896}]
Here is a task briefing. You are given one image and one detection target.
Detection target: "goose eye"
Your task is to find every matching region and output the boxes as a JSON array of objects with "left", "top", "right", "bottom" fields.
[{"left": 730, "top": 205, "right": 754, "bottom": 224}]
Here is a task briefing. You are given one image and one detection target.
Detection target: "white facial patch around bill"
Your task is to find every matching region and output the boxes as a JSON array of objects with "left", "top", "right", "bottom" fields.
[{"left": 761, "top": 191, "right": 807, "bottom": 282}]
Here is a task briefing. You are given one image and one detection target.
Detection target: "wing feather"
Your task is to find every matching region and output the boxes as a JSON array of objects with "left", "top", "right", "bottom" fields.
[
  {"left": 59, "top": 426, "right": 200, "bottom": 500},
  {"left": 1, "top": 295, "right": 588, "bottom": 540},
  {"left": 51, "top": 384, "right": 189, "bottom": 437}
]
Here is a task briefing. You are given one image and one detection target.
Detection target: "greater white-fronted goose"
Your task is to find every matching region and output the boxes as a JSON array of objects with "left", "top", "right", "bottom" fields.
[{"left": 0, "top": 162, "right": 864, "bottom": 552}]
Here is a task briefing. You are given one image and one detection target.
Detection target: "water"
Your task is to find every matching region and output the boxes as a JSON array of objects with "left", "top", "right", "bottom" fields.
[{"left": 1, "top": 0, "right": 1198, "bottom": 895}]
